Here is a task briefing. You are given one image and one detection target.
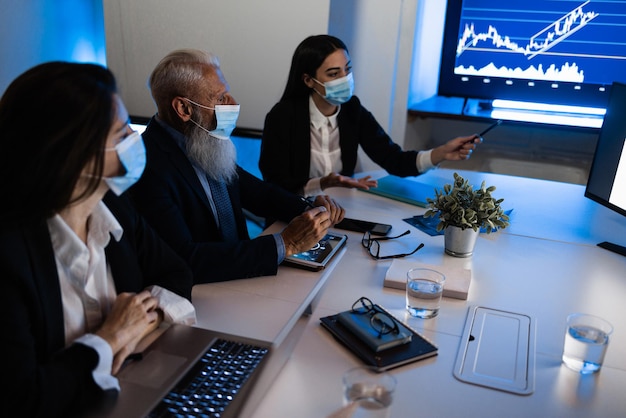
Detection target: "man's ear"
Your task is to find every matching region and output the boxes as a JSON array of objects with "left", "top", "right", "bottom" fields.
[{"left": 172, "top": 97, "right": 193, "bottom": 122}]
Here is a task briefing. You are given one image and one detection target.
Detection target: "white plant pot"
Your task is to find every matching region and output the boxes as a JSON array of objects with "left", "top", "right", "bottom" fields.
[{"left": 444, "top": 226, "right": 479, "bottom": 257}]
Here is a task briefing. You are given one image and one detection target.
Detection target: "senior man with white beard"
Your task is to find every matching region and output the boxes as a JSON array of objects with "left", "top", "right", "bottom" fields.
[{"left": 130, "top": 49, "right": 344, "bottom": 284}]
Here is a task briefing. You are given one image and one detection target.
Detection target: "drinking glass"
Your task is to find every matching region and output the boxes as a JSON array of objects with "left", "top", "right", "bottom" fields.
[
  {"left": 406, "top": 268, "right": 445, "bottom": 319},
  {"left": 562, "top": 313, "right": 613, "bottom": 374}
]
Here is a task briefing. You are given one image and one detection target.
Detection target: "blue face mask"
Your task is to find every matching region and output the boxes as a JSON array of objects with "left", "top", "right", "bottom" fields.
[
  {"left": 312, "top": 72, "right": 354, "bottom": 105},
  {"left": 103, "top": 131, "right": 146, "bottom": 195},
  {"left": 185, "top": 98, "right": 240, "bottom": 140}
]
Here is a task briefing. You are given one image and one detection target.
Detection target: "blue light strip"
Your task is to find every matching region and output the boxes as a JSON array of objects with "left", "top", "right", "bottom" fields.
[
  {"left": 490, "top": 109, "right": 603, "bottom": 128},
  {"left": 492, "top": 99, "right": 606, "bottom": 116}
]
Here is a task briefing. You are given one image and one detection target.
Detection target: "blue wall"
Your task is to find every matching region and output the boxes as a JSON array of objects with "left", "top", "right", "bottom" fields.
[{"left": 0, "top": 0, "right": 106, "bottom": 95}]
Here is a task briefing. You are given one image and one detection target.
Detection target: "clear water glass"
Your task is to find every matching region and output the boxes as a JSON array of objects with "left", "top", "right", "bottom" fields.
[
  {"left": 342, "top": 366, "right": 396, "bottom": 418},
  {"left": 406, "top": 268, "right": 445, "bottom": 319},
  {"left": 562, "top": 313, "right": 613, "bottom": 374}
]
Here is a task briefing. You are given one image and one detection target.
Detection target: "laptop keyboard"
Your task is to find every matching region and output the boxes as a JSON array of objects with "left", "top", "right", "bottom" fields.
[{"left": 149, "top": 338, "right": 269, "bottom": 417}]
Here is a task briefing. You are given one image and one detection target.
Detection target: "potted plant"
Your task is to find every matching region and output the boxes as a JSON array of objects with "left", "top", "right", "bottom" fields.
[{"left": 424, "top": 172, "right": 510, "bottom": 257}]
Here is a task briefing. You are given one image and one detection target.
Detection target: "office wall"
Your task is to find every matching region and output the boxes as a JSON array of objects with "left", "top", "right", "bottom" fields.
[
  {"left": 0, "top": 0, "right": 105, "bottom": 95},
  {"left": 102, "top": 0, "right": 420, "bottom": 153},
  {"left": 329, "top": 0, "right": 418, "bottom": 171},
  {"left": 103, "top": 0, "right": 331, "bottom": 129}
]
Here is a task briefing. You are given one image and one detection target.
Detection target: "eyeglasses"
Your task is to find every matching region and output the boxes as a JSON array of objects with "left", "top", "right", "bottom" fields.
[
  {"left": 351, "top": 297, "right": 399, "bottom": 338},
  {"left": 361, "top": 230, "right": 425, "bottom": 260}
]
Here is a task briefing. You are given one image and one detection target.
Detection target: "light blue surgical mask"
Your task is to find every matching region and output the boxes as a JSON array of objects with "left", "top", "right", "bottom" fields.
[
  {"left": 185, "top": 98, "right": 240, "bottom": 140},
  {"left": 103, "top": 131, "right": 146, "bottom": 195},
  {"left": 312, "top": 72, "right": 354, "bottom": 105}
]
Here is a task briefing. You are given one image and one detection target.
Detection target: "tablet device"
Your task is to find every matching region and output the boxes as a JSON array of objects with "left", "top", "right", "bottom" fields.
[{"left": 282, "top": 232, "right": 347, "bottom": 271}]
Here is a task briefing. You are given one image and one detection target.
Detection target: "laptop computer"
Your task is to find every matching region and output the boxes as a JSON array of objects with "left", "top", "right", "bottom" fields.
[{"left": 87, "top": 324, "right": 273, "bottom": 418}]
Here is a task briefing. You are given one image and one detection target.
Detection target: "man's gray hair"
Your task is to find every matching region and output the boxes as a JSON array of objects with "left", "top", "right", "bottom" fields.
[{"left": 149, "top": 49, "right": 221, "bottom": 112}]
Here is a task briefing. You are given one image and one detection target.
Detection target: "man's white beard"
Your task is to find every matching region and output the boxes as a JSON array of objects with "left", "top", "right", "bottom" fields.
[{"left": 185, "top": 121, "right": 238, "bottom": 184}]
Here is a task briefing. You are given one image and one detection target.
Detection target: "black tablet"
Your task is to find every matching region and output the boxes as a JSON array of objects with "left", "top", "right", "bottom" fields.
[{"left": 282, "top": 232, "right": 347, "bottom": 271}]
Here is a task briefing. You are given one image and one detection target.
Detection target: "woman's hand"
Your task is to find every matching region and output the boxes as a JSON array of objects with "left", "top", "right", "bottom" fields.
[
  {"left": 320, "top": 173, "right": 378, "bottom": 191},
  {"left": 431, "top": 134, "right": 482, "bottom": 165},
  {"left": 95, "top": 290, "right": 162, "bottom": 374}
]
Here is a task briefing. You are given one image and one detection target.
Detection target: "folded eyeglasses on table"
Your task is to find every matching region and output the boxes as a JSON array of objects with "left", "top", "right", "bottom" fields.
[{"left": 361, "top": 229, "right": 424, "bottom": 260}]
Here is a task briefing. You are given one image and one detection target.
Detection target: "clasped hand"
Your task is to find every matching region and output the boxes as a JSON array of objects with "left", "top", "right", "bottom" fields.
[
  {"left": 281, "top": 195, "right": 345, "bottom": 256},
  {"left": 95, "top": 290, "right": 162, "bottom": 374}
]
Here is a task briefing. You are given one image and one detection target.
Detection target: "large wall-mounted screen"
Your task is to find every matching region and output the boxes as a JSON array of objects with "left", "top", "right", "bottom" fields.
[{"left": 438, "top": 0, "right": 626, "bottom": 108}]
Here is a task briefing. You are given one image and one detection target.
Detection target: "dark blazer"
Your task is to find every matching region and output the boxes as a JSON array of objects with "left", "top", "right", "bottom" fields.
[
  {"left": 0, "top": 193, "right": 193, "bottom": 418},
  {"left": 260, "top": 95, "right": 420, "bottom": 194},
  {"left": 129, "top": 117, "right": 309, "bottom": 283}
]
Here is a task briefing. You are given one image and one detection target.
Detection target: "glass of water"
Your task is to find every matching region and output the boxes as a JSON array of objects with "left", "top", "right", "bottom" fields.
[
  {"left": 406, "top": 268, "right": 446, "bottom": 319},
  {"left": 562, "top": 313, "right": 613, "bottom": 374},
  {"left": 342, "top": 366, "right": 396, "bottom": 418}
]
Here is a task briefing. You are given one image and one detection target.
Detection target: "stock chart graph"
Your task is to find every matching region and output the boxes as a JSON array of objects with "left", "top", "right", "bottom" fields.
[{"left": 453, "top": 0, "right": 626, "bottom": 85}]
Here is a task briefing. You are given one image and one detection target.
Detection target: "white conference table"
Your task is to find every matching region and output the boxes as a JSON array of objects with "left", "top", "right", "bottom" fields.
[
  {"left": 190, "top": 216, "right": 348, "bottom": 417},
  {"left": 239, "top": 168, "right": 626, "bottom": 418}
]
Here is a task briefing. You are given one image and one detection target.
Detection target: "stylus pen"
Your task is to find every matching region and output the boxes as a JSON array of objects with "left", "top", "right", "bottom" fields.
[
  {"left": 479, "top": 119, "right": 502, "bottom": 137},
  {"left": 300, "top": 196, "right": 316, "bottom": 209}
]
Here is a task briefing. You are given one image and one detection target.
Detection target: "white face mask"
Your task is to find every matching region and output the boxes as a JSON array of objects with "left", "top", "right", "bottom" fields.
[
  {"left": 185, "top": 98, "right": 240, "bottom": 140},
  {"left": 103, "top": 131, "right": 146, "bottom": 195},
  {"left": 312, "top": 72, "right": 354, "bottom": 105}
]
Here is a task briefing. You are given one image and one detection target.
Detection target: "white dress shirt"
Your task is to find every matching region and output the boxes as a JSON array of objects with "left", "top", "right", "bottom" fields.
[
  {"left": 305, "top": 95, "right": 342, "bottom": 196},
  {"left": 303, "top": 95, "right": 436, "bottom": 197},
  {"left": 47, "top": 201, "right": 196, "bottom": 392}
]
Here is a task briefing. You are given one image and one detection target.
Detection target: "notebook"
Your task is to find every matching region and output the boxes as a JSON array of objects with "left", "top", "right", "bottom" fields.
[
  {"left": 336, "top": 310, "right": 413, "bottom": 352},
  {"left": 282, "top": 232, "right": 347, "bottom": 271},
  {"left": 383, "top": 259, "right": 472, "bottom": 300},
  {"left": 86, "top": 324, "right": 273, "bottom": 418},
  {"left": 361, "top": 175, "right": 444, "bottom": 207},
  {"left": 320, "top": 306, "right": 438, "bottom": 371}
]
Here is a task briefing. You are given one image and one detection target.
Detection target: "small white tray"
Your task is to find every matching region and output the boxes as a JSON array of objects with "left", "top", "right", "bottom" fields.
[{"left": 453, "top": 306, "right": 536, "bottom": 395}]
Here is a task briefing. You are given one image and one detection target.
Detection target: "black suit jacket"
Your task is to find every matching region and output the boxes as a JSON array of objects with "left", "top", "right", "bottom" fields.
[
  {"left": 260, "top": 95, "right": 420, "bottom": 194},
  {"left": 0, "top": 193, "right": 193, "bottom": 418},
  {"left": 129, "top": 117, "right": 308, "bottom": 283}
]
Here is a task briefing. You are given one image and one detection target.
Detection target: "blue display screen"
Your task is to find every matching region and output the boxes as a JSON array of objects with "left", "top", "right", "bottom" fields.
[{"left": 439, "top": 0, "right": 626, "bottom": 107}]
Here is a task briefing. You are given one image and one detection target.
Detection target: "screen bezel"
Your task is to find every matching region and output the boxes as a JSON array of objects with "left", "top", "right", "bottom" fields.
[
  {"left": 584, "top": 82, "right": 626, "bottom": 218},
  {"left": 437, "top": 0, "right": 616, "bottom": 108}
]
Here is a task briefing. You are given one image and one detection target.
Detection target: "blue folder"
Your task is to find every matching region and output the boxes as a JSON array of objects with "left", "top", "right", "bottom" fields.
[{"left": 360, "top": 175, "right": 442, "bottom": 208}]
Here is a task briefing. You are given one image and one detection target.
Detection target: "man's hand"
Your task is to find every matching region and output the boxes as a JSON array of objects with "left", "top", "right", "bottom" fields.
[
  {"left": 311, "top": 195, "right": 345, "bottom": 225},
  {"left": 281, "top": 206, "right": 330, "bottom": 256}
]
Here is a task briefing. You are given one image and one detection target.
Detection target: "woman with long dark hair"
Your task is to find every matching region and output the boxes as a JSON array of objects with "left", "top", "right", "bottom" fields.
[
  {"left": 0, "top": 62, "right": 194, "bottom": 417},
  {"left": 260, "top": 34, "right": 482, "bottom": 196}
]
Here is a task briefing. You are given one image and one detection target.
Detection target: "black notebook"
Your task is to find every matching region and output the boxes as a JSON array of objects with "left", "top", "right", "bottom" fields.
[
  {"left": 336, "top": 310, "right": 412, "bottom": 352},
  {"left": 320, "top": 307, "right": 438, "bottom": 371}
]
